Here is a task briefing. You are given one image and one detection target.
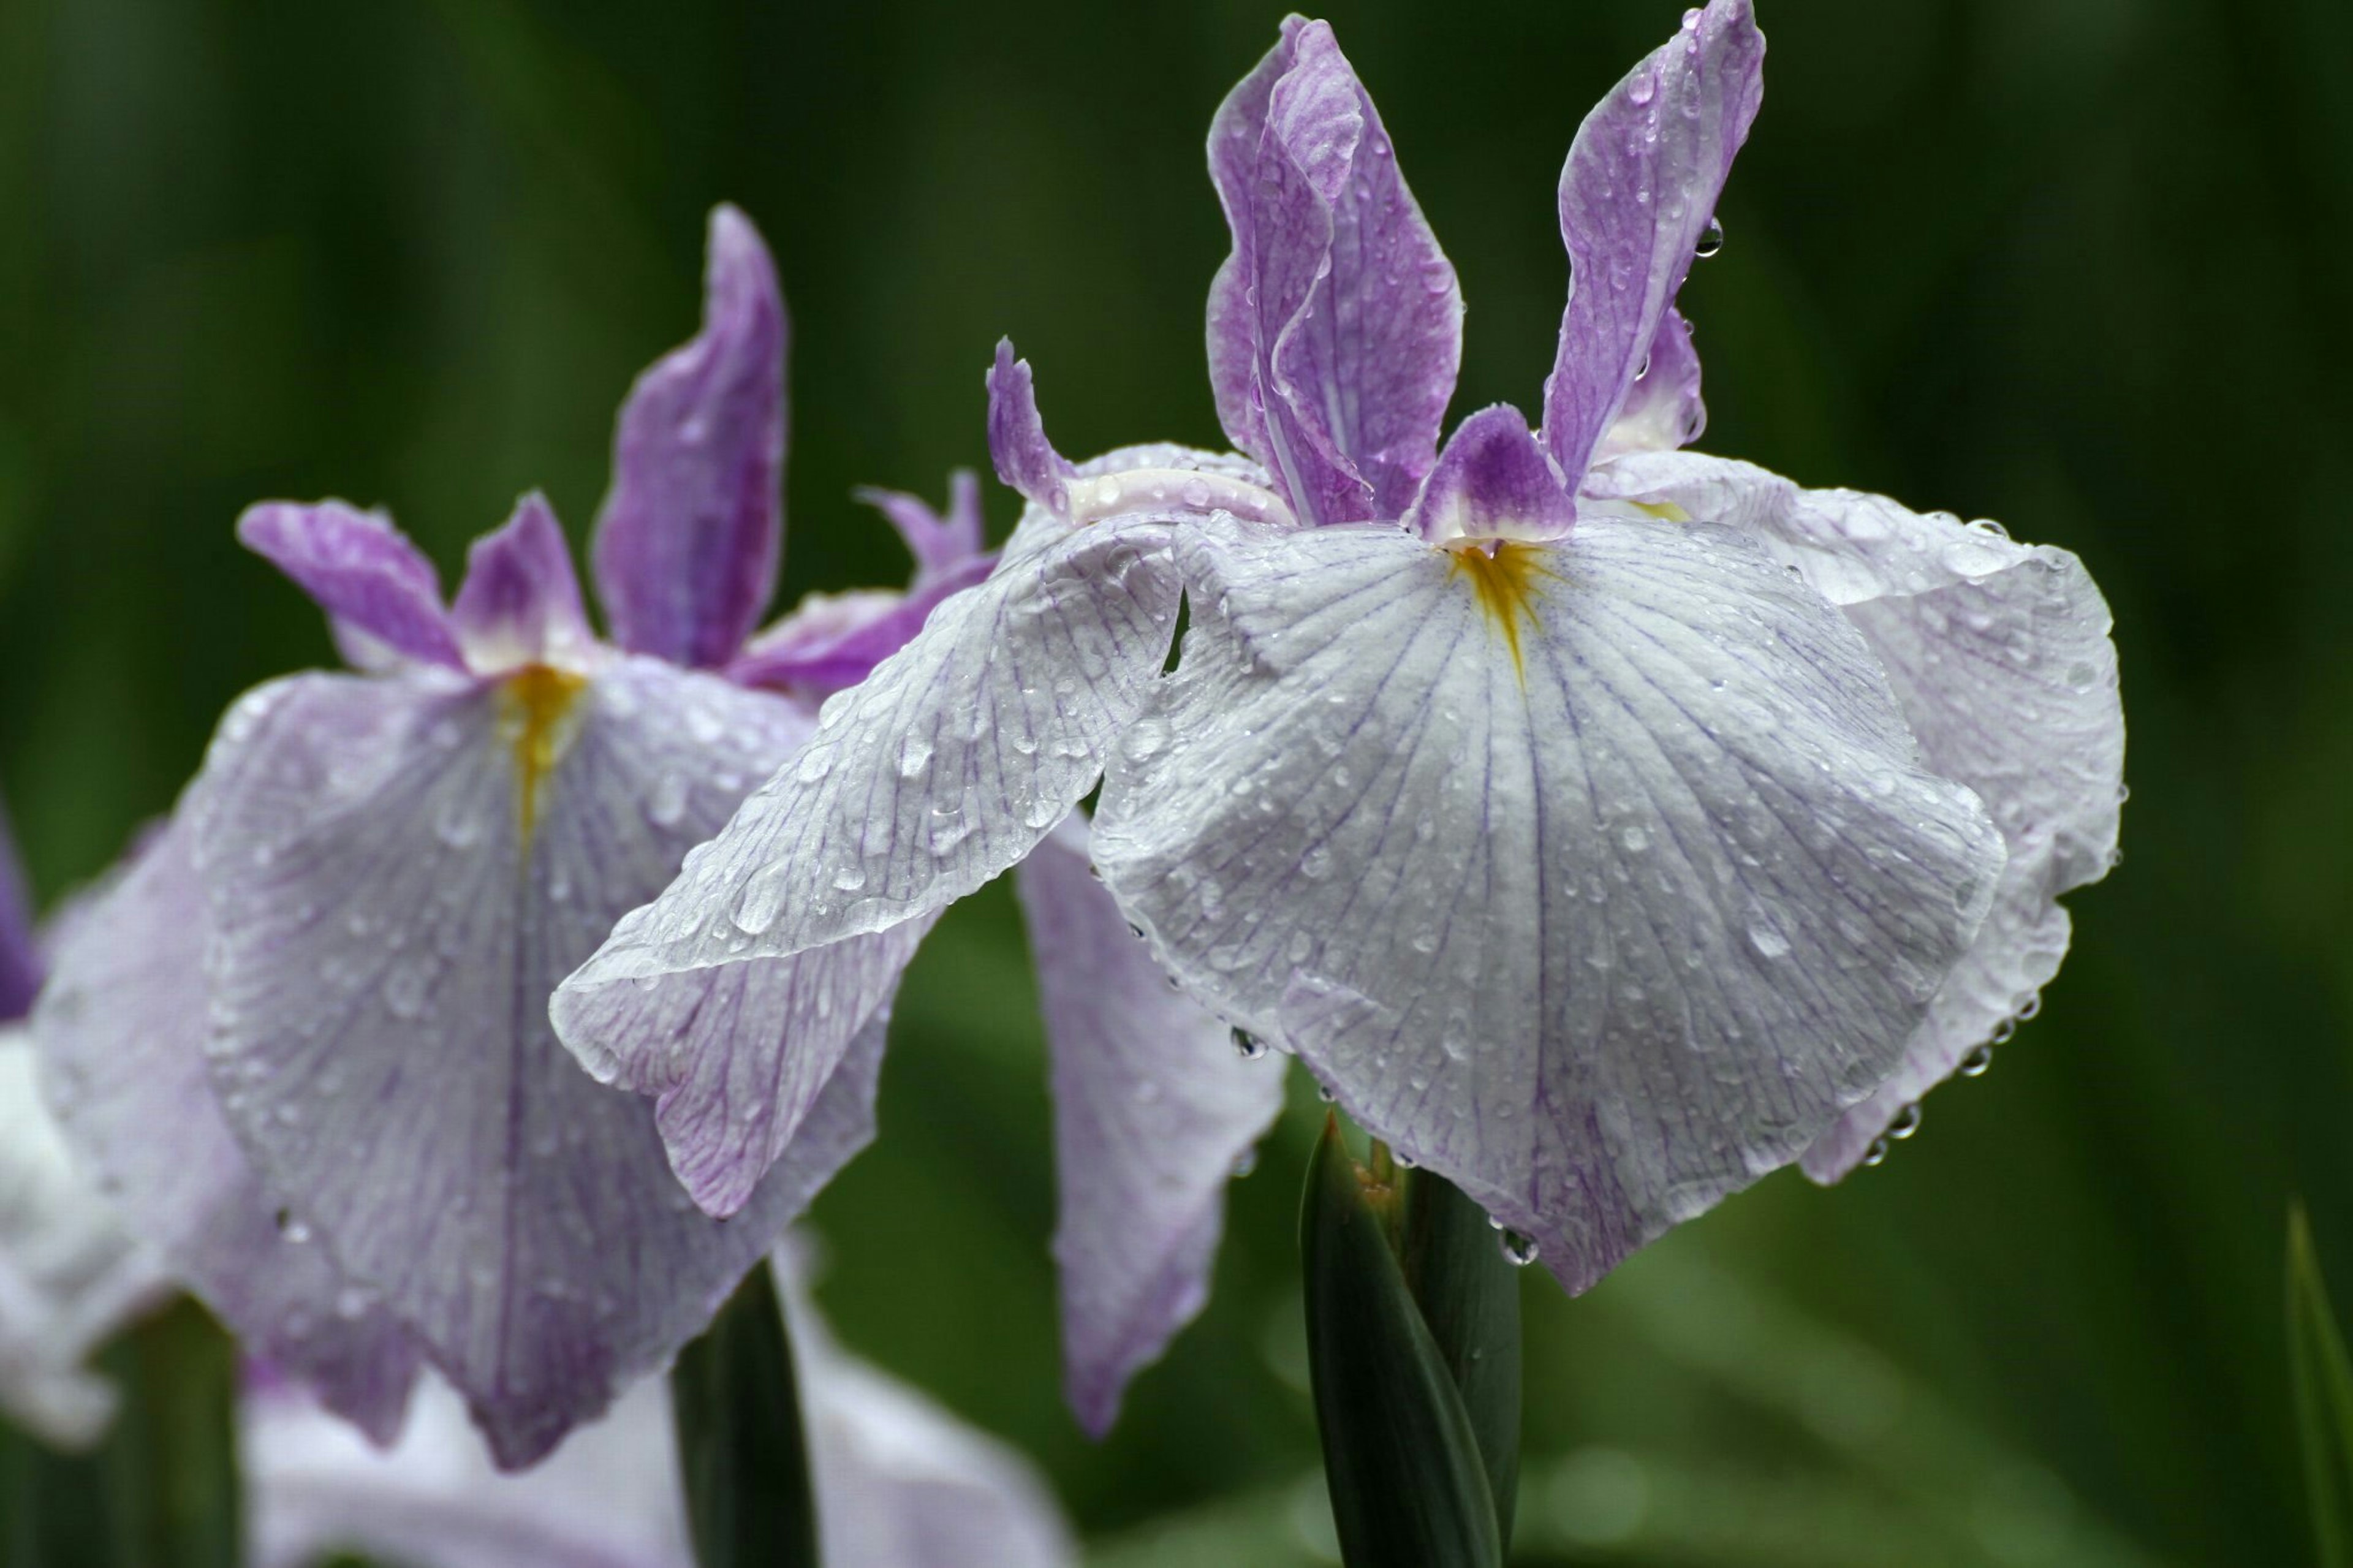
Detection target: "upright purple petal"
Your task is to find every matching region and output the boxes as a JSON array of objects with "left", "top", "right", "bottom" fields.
[
  {"left": 1207, "top": 18, "right": 1462, "bottom": 525},
  {"left": 1592, "top": 307, "right": 1707, "bottom": 463},
  {"left": 593, "top": 205, "right": 787, "bottom": 668},
  {"left": 987, "top": 341, "right": 1076, "bottom": 517},
  {"left": 31, "top": 815, "right": 422, "bottom": 1443},
  {"left": 0, "top": 792, "right": 37, "bottom": 1021},
  {"left": 238, "top": 501, "right": 465, "bottom": 671},
  {"left": 189, "top": 661, "right": 856, "bottom": 1467},
  {"left": 1542, "top": 0, "right": 1762, "bottom": 482},
  {"left": 450, "top": 493, "right": 594, "bottom": 674},
  {"left": 1094, "top": 512, "right": 2005, "bottom": 1294},
  {"left": 852, "top": 470, "right": 987, "bottom": 587},
  {"left": 1015, "top": 819, "right": 1283, "bottom": 1437},
  {"left": 1587, "top": 450, "right": 2125, "bottom": 1178},
  {"left": 1400, "top": 405, "right": 1578, "bottom": 545}
]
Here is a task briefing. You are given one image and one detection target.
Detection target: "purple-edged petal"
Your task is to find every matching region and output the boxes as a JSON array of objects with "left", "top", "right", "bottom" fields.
[
  {"left": 1587, "top": 451, "right": 2126, "bottom": 1178},
  {"left": 1400, "top": 405, "right": 1578, "bottom": 546},
  {"left": 249, "top": 1373, "right": 692, "bottom": 1568},
  {"left": 1014, "top": 819, "right": 1283, "bottom": 1437},
  {"left": 238, "top": 501, "right": 466, "bottom": 670},
  {"left": 1206, "top": 18, "right": 1461, "bottom": 525},
  {"left": 31, "top": 816, "right": 421, "bottom": 1443},
  {"left": 729, "top": 554, "right": 996, "bottom": 701},
  {"left": 450, "top": 493, "right": 594, "bottom": 674},
  {"left": 592, "top": 205, "right": 787, "bottom": 668},
  {"left": 560, "top": 513, "right": 1184, "bottom": 987},
  {"left": 189, "top": 659, "right": 858, "bottom": 1467},
  {"left": 987, "top": 341, "right": 1076, "bottom": 517},
  {"left": 1593, "top": 308, "right": 1707, "bottom": 463},
  {"left": 0, "top": 792, "right": 36, "bottom": 1021},
  {"left": 1542, "top": 0, "right": 1762, "bottom": 482},
  {"left": 853, "top": 471, "right": 987, "bottom": 587},
  {"left": 1094, "top": 512, "right": 2005, "bottom": 1294},
  {"left": 0, "top": 1026, "right": 172, "bottom": 1449}
]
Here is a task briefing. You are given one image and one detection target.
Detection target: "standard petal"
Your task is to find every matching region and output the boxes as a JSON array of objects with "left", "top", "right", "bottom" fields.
[
  {"left": 1206, "top": 18, "right": 1461, "bottom": 525},
  {"left": 1093, "top": 513, "right": 2005, "bottom": 1294},
  {"left": 450, "top": 493, "right": 594, "bottom": 674},
  {"left": 1593, "top": 307, "right": 1706, "bottom": 463},
  {"left": 248, "top": 1372, "right": 692, "bottom": 1568},
  {"left": 1400, "top": 405, "right": 1578, "bottom": 545},
  {"left": 851, "top": 471, "right": 987, "bottom": 588},
  {"left": 592, "top": 205, "right": 787, "bottom": 668},
  {"left": 30, "top": 817, "right": 421, "bottom": 1443},
  {"left": 986, "top": 340, "right": 1077, "bottom": 517},
  {"left": 0, "top": 1026, "right": 172, "bottom": 1449},
  {"left": 189, "top": 659, "right": 866, "bottom": 1467},
  {"left": 562, "top": 515, "right": 1184, "bottom": 990},
  {"left": 727, "top": 558, "right": 996, "bottom": 701},
  {"left": 1586, "top": 451, "right": 2125, "bottom": 1177},
  {"left": 1542, "top": 0, "right": 1762, "bottom": 482},
  {"left": 1015, "top": 818, "right": 1284, "bottom": 1437},
  {"left": 238, "top": 500, "right": 466, "bottom": 670},
  {"left": 784, "top": 1252, "right": 1078, "bottom": 1568},
  {"left": 0, "top": 792, "right": 36, "bottom": 1021}
]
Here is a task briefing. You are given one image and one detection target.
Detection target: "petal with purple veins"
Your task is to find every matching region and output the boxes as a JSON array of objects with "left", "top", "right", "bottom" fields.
[
  {"left": 189, "top": 659, "right": 858, "bottom": 1467},
  {"left": 451, "top": 493, "right": 594, "bottom": 675},
  {"left": 1586, "top": 451, "right": 2125, "bottom": 1178},
  {"left": 1207, "top": 18, "right": 1461, "bottom": 525},
  {"left": 593, "top": 205, "right": 787, "bottom": 668},
  {"left": 987, "top": 341, "right": 1076, "bottom": 517},
  {"left": 1401, "top": 405, "right": 1578, "bottom": 546},
  {"left": 1542, "top": 0, "right": 1762, "bottom": 482},
  {"left": 1093, "top": 512, "right": 2004, "bottom": 1295},
  {"left": 30, "top": 814, "right": 420, "bottom": 1444},
  {"left": 1592, "top": 308, "right": 1707, "bottom": 463},
  {"left": 239, "top": 501, "right": 465, "bottom": 671},
  {"left": 1015, "top": 817, "right": 1284, "bottom": 1437}
]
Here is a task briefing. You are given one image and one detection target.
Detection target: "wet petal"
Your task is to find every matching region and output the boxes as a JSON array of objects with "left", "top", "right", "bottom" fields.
[
  {"left": 238, "top": 501, "right": 465, "bottom": 670},
  {"left": 450, "top": 493, "right": 594, "bottom": 675},
  {"left": 1587, "top": 451, "right": 2125, "bottom": 1177},
  {"left": 1593, "top": 308, "right": 1706, "bottom": 462},
  {"left": 1093, "top": 513, "right": 2004, "bottom": 1293},
  {"left": 0, "top": 1026, "right": 172, "bottom": 1449},
  {"left": 852, "top": 470, "right": 987, "bottom": 586},
  {"left": 31, "top": 817, "right": 420, "bottom": 1443},
  {"left": 1015, "top": 819, "right": 1283, "bottom": 1437},
  {"left": 1400, "top": 405, "right": 1578, "bottom": 546},
  {"left": 0, "top": 792, "right": 36, "bottom": 1021},
  {"left": 987, "top": 340, "right": 1077, "bottom": 516},
  {"left": 1206, "top": 18, "right": 1461, "bottom": 525},
  {"left": 593, "top": 205, "right": 787, "bottom": 668},
  {"left": 561, "top": 515, "right": 1183, "bottom": 990},
  {"left": 1542, "top": 0, "right": 1762, "bottom": 482},
  {"left": 728, "top": 556, "right": 996, "bottom": 701},
  {"left": 249, "top": 1373, "right": 692, "bottom": 1568},
  {"left": 190, "top": 660, "right": 860, "bottom": 1467}
]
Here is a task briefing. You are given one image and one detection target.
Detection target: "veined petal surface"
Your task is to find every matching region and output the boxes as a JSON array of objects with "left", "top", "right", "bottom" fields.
[
  {"left": 238, "top": 501, "right": 465, "bottom": 671},
  {"left": 0, "top": 1025, "right": 172, "bottom": 1449},
  {"left": 1542, "top": 0, "right": 1761, "bottom": 482},
  {"left": 1094, "top": 513, "right": 2005, "bottom": 1293},
  {"left": 31, "top": 818, "right": 420, "bottom": 1443},
  {"left": 190, "top": 659, "right": 860, "bottom": 1466},
  {"left": 593, "top": 205, "right": 787, "bottom": 668},
  {"left": 1015, "top": 819, "right": 1284, "bottom": 1436},
  {"left": 1206, "top": 18, "right": 1461, "bottom": 524},
  {"left": 563, "top": 515, "right": 1184, "bottom": 986},
  {"left": 450, "top": 493, "right": 595, "bottom": 675},
  {"left": 1588, "top": 452, "right": 2125, "bottom": 1176}
]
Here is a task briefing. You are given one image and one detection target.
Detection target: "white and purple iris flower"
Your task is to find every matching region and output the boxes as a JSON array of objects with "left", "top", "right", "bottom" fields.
[
  {"left": 28, "top": 206, "right": 998, "bottom": 1468},
  {"left": 556, "top": 0, "right": 2120, "bottom": 1396}
]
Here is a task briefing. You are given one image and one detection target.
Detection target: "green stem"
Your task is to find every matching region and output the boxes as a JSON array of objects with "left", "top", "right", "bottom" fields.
[{"left": 670, "top": 1261, "right": 821, "bottom": 1568}]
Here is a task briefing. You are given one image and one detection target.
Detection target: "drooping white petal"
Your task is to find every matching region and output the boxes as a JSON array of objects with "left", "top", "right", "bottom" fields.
[
  {"left": 1094, "top": 513, "right": 2006, "bottom": 1293},
  {"left": 0, "top": 1026, "right": 172, "bottom": 1449},
  {"left": 1588, "top": 451, "right": 2125, "bottom": 1176},
  {"left": 1014, "top": 818, "right": 1284, "bottom": 1437},
  {"left": 189, "top": 659, "right": 873, "bottom": 1467},
  {"left": 31, "top": 817, "right": 421, "bottom": 1444}
]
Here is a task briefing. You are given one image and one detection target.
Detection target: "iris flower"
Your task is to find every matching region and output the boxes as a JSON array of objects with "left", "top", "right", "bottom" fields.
[
  {"left": 558, "top": 0, "right": 2119, "bottom": 1357},
  {"left": 30, "top": 206, "right": 995, "bottom": 1466}
]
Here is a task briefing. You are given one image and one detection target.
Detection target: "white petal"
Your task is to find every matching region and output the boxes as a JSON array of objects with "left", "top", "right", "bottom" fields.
[
  {"left": 1588, "top": 452, "right": 2125, "bottom": 1176},
  {"left": 1094, "top": 513, "right": 2006, "bottom": 1292},
  {"left": 1014, "top": 818, "right": 1284, "bottom": 1436}
]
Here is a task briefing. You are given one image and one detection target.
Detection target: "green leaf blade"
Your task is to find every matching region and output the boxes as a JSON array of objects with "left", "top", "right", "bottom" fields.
[
  {"left": 1397, "top": 1164, "right": 1523, "bottom": 1545},
  {"left": 2289, "top": 1203, "right": 2353, "bottom": 1568},
  {"left": 670, "top": 1262, "right": 820, "bottom": 1568}
]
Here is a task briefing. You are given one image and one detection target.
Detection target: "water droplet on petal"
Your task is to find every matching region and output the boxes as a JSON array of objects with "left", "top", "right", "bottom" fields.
[
  {"left": 1860, "top": 1137, "right": 1890, "bottom": 1168},
  {"left": 1694, "top": 214, "right": 1725, "bottom": 259},
  {"left": 1232, "top": 1027, "right": 1267, "bottom": 1061},
  {"left": 1885, "top": 1102, "right": 1922, "bottom": 1140},
  {"left": 1958, "top": 1045, "right": 1994, "bottom": 1077},
  {"left": 1498, "top": 1229, "right": 1540, "bottom": 1267}
]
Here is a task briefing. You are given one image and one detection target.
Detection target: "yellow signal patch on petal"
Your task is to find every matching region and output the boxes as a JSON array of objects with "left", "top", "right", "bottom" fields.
[
  {"left": 498, "top": 664, "right": 588, "bottom": 843},
  {"left": 1447, "top": 540, "right": 1552, "bottom": 684}
]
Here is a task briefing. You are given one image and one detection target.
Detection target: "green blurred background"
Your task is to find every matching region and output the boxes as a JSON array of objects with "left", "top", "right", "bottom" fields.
[{"left": 2, "top": 0, "right": 2349, "bottom": 1562}]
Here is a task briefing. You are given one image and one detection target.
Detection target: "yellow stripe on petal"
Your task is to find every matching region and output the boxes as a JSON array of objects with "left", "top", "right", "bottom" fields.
[
  {"left": 498, "top": 664, "right": 588, "bottom": 843},
  {"left": 1448, "top": 540, "right": 1552, "bottom": 684}
]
